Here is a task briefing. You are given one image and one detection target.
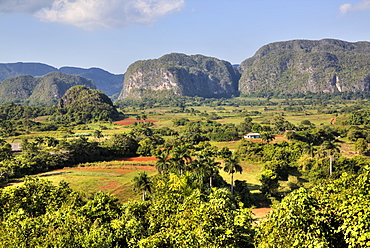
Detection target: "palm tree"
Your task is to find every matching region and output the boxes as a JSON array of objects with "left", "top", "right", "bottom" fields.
[
  {"left": 169, "top": 144, "right": 192, "bottom": 175},
  {"left": 35, "top": 137, "right": 44, "bottom": 146},
  {"left": 93, "top": 130, "right": 104, "bottom": 141},
  {"left": 155, "top": 148, "right": 171, "bottom": 174},
  {"left": 192, "top": 154, "right": 221, "bottom": 189},
  {"left": 260, "top": 132, "right": 275, "bottom": 144},
  {"left": 44, "top": 136, "right": 58, "bottom": 147},
  {"left": 132, "top": 172, "right": 152, "bottom": 201},
  {"left": 223, "top": 154, "right": 242, "bottom": 194},
  {"left": 321, "top": 140, "right": 340, "bottom": 176}
]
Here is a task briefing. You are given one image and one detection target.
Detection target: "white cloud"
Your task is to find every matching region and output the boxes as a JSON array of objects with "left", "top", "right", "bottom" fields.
[
  {"left": 340, "top": 0, "right": 370, "bottom": 14},
  {"left": 0, "top": 0, "right": 185, "bottom": 30}
]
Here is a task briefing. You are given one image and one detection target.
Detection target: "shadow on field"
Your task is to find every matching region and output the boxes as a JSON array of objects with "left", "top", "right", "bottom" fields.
[
  {"left": 39, "top": 171, "right": 72, "bottom": 177},
  {"left": 247, "top": 183, "right": 260, "bottom": 191}
]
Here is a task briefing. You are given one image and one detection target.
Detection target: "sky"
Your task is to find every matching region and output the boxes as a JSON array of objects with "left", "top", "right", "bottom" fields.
[{"left": 1, "top": 0, "right": 370, "bottom": 74}]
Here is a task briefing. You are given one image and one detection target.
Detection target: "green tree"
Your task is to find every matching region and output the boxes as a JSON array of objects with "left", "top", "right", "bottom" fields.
[
  {"left": 191, "top": 154, "right": 221, "bottom": 189},
  {"left": 169, "top": 144, "right": 192, "bottom": 175},
  {"left": 93, "top": 129, "right": 104, "bottom": 141},
  {"left": 154, "top": 148, "right": 171, "bottom": 174},
  {"left": 259, "top": 169, "right": 279, "bottom": 195},
  {"left": 321, "top": 140, "right": 340, "bottom": 176},
  {"left": 255, "top": 168, "right": 370, "bottom": 247},
  {"left": 355, "top": 138, "right": 368, "bottom": 155},
  {"left": 0, "top": 140, "right": 12, "bottom": 161},
  {"left": 223, "top": 154, "right": 242, "bottom": 194},
  {"left": 133, "top": 172, "right": 152, "bottom": 200},
  {"left": 260, "top": 131, "right": 275, "bottom": 143}
]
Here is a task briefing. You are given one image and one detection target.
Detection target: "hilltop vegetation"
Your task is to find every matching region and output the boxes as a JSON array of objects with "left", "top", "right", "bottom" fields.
[
  {"left": 0, "top": 72, "right": 96, "bottom": 106},
  {"left": 239, "top": 39, "right": 370, "bottom": 97},
  {"left": 49, "top": 85, "right": 121, "bottom": 124}
]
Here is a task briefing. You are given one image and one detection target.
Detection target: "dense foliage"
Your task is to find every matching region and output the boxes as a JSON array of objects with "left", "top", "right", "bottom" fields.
[
  {"left": 49, "top": 86, "right": 121, "bottom": 124},
  {"left": 255, "top": 168, "right": 370, "bottom": 247}
]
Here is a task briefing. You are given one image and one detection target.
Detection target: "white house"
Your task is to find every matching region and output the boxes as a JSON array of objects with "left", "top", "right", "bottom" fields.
[{"left": 244, "top": 132, "right": 261, "bottom": 139}]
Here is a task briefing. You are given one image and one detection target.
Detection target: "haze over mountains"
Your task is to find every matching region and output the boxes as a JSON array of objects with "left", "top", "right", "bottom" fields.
[
  {"left": 0, "top": 63, "right": 124, "bottom": 98},
  {"left": 1, "top": 38, "right": 370, "bottom": 106},
  {"left": 0, "top": 72, "right": 96, "bottom": 106}
]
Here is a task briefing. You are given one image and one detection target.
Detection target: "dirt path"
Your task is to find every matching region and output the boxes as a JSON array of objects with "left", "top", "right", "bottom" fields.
[{"left": 251, "top": 208, "right": 273, "bottom": 220}]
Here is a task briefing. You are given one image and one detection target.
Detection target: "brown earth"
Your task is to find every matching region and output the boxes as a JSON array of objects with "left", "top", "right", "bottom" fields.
[
  {"left": 114, "top": 118, "right": 158, "bottom": 126},
  {"left": 251, "top": 208, "right": 273, "bottom": 220},
  {"left": 99, "top": 180, "right": 120, "bottom": 190},
  {"left": 70, "top": 166, "right": 157, "bottom": 173},
  {"left": 116, "top": 157, "right": 158, "bottom": 162}
]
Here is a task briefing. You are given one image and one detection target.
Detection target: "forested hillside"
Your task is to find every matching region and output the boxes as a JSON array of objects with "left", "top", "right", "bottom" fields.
[
  {"left": 0, "top": 62, "right": 123, "bottom": 98},
  {"left": 239, "top": 39, "right": 370, "bottom": 96},
  {"left": 0, "top": 72, "right": 96, "bottom": 106}
]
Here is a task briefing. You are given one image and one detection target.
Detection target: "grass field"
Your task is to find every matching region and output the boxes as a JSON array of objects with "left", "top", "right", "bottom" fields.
[
  {"left": 219, "top": 160, "right": 263, "bottom": 193},
  {"left": 34, "top": 165, "right": 157, "bottom": 203},
  {"left": 11, "top": 156, "right": 264, "bottom": 202}
]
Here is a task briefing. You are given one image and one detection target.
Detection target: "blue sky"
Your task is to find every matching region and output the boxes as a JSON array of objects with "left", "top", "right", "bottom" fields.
[{"left": 1, "top": 0, "right": 370, "bottom": 74}]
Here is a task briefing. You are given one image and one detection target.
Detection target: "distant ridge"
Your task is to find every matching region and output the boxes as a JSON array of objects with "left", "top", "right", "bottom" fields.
[
  {"left": 0, "top": 62, "right": 123, "bottom": 98},
  {"left": 0, "top": 71, "right": 96, "bottom": 106}
]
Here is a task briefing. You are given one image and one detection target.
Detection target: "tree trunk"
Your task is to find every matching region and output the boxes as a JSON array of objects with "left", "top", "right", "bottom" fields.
[
  {"left": 329, "top": 155, "right": 333, "bottom": 176},
  {"left": 231, "top": 173, "right": 234, "bottom": 194}
]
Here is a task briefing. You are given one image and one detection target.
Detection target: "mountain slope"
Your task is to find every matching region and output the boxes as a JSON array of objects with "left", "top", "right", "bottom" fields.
[
  {"left": 238, "top": 39, "right": 370, "bottom": 96},
  {"left": 59, "top": 67, "right": 123, "bottom": 97},
  {"left": 0, "top": 72, "right": 96, "bottom": 106},
  {"left": 0, "top": 62, "right": 123, "bottom": 97},
  {"left": 0, "top": 75, "right": 39, "bottom": 104},
  {"left": 118, "top": 53, "right": 240, "bottom": 99},
  {"left": 0, "top": 62, "right": 57, "bottom": 82}
]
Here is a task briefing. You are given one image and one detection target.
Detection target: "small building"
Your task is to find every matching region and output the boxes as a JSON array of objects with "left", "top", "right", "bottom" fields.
[
  {"left": 11, "top": 143, "right": 22, "bottom": 152},
  {"left": 244, "top": 132, "right": 261, "bottom": 139}
]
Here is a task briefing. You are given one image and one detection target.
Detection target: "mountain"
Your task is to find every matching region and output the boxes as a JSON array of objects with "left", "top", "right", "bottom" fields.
[
  {"left": 0, "top": 72, "right": 96, "bottom": 106},
  {"left": 238, "top": 39, "right": 370, "bottom": 96},
  {"left": 54, "top": 85, "right": 119, "bottom": 123},
  {"left": 0, "top": 63, "right": 56, "bottom": 81},
  {"left": 59, "top": 67, "right": 123, "bottom": 98},
  {"left": 0, "top": 62, "right": 123, "bottom": 97},
  {"left": 118, "top": 53, "right": 240, "bottom": 99}
]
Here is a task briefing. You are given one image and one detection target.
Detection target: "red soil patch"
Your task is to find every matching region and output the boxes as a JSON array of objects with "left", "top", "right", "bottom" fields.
[
  {"left": 251, "top": 208, "right": 273, "bottom": 220},
  {"left": 116, "top": 157, "right": 158, "bottom": 162},
  {"left": 69, "top": 166, "right": 157, "bottom": 174},
  {"left": 114, "top": 118, "right": 158, "bottom": 126},
  {"left": 99, "top": 181, "right": 120, "bottom": 190}
]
